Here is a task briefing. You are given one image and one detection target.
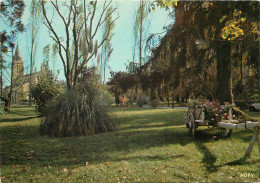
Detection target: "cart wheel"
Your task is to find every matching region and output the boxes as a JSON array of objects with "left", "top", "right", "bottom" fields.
[
  {"left": 187, "top": 112, "right": 196, "bottom": 137},
  {"left": 220, "top": 128, "right": 232, "bottom": 138}
]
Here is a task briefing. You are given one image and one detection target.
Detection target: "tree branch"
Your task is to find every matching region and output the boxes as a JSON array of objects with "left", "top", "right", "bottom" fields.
[
  {"left": 77, "top": 15, "right": 118, "bottom": 74},
  {"left": 89, "top": 0, "right": 97, "bottom": 41},
  {"left": 41, "top": 0, "right": 67, "bottom": 77},
  {"left": 91, "top": 0, "right": 111, "bottom": 39}
]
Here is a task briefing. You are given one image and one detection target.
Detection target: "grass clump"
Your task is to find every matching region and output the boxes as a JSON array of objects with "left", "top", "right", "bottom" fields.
[{"left": 40, "top": 86, "right": 115, "bottom": 137}]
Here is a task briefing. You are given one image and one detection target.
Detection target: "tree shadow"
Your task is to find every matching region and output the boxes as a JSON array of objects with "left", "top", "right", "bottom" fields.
[
  {"left": 1, "top": 123, "right": 194, "bottom": 166},
  {"left": 0, "top": 116, "right": 38, "bottom": 123},
  {"left": 2, "top": 107, "right": 256, "bottom": 173},
  {"left": 112, "top": 154, "right": 186, "bottom": 163},
  {"left": 220, "top": 158, "right": 260, "bottom": 166},
  {"left": 194, "top": 140, "right": 217, "bottom": 173},
  {"left": 231, "top": 130, "right": 255, "bottom": 142}
]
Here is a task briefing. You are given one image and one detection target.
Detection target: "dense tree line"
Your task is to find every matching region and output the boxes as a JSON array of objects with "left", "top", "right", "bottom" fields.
[{"left": 108, "top": 1, "right": 259, "bottom": 107}]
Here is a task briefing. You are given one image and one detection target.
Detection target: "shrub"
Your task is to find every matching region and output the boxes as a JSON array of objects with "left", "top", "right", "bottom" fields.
[
  {"left": 136, "top": 91, "right": 149, "bottom": 107},
  {"left": 150, "top": 97, "right": 159, "bottom": 108},
  {"left": 40, "top": 86, "right": 115, "bottom": 137},
  {"left": 39, "top": 68, "right": 115, "bottom": 137},
  {"left": 99, "top": 86, "right": 114, "bottom": 106},
  {"left": 0, "top": 109, "right": 6, "bottom": 115},
  {"left": 234, "top": 100, "right": 249, "bottom": 110},
  {"left": 31, "top": 70, "right": 62, "bottom": 116},
  {"left": 136, "top": 94, "right": 144, "bottom": 107}
]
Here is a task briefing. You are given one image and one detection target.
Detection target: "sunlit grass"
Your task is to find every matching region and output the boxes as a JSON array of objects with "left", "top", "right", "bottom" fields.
[{"left": 0, "top": 105, "right": 259, "bottom": 182}]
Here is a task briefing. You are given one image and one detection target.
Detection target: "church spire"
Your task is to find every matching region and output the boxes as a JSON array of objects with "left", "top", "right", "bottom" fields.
[
  {"left": 14, "top": 43, "right": 21, "bottom": 60},
  {"left": 12, "top": 43, "right": 24, "bottom": 80}
]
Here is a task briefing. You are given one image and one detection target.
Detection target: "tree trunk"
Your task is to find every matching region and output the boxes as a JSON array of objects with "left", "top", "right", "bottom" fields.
[
  {"left": 139, "top": 0, "right": 143, "bottom": 67},
  {"left": 1, "top": 93, "right": 11, "bottom": 112},
  {"left": 216, "top": 41, "right": 233, "bottom": 104},
  {"left": 0, "top": 65, "right": 2, "bottom": 98},
  {"left": 115, "top": 85, "right": 119, "bottom": 107},
  {"left": 167, "top": 97, "right": 170, "bottom": 107},
  {"left": 28, "top": 46, "right": 33, "bottom": 106},
  {"left": 171, "top": 92, "right": 175, "bottom": 109},
  {"left": 0, "top": 50, "right": 2, "bottom": 97},
  {"left": 259, "top": 56, "right": 260, "bottom": 95},
  {"left": 103, "top": 62, "right": 106, "bottom": 84}
]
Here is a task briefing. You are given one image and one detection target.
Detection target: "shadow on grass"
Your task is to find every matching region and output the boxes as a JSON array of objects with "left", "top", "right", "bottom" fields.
[
  {"left": 113, "top": 154, "right": 186, "bottom": 163},
  {"left": 2, "top": 106, "right": 256, "bottom": 173},
  {"left": 231, "top": 130, "right": 255, "bottom": 143},
  {"left": 0, "top": 116, "right": 38, "bottom": 123},
  {"left": 194, "top": 140, "right": 217, "bottom": 173},
  {"left": 220, "top": 158, "right": 260, "bottom": 166},
  {"left": 1, "top": 123, "right": 221, "bottom": 168}
]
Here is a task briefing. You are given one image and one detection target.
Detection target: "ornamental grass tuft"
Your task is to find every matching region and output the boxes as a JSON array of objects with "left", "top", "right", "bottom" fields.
[{"left": 39, "top": 86, "right": 115, "bottom": 137}]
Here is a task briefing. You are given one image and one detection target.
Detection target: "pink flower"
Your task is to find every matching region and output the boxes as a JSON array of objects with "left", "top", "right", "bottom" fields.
[
  {"left": 224, "top": 113, "right": 227, "bottom": 116},
  {"left": 219, "top": 110, "right": 222, "bottom": 112},
  {"left": 211, "top": 118, "right": 215, "bottom": 121},
  {"left": 221, "top": 107, "right": 225, "bottom": 110},
  {"left": 215, "top": 114, "right": 218, "bottom": 116},
  {"left": 233, "top": 115, "right": 235, "bottom": 118},
  {"left": 213, "top": 136, "right": 217, "bottom": 139},
  {"left": 227, "top": 116, "right": 230, "bottom": 119},
  {"left": 215, "top": 108, "right": 218, "bottom": 111}
]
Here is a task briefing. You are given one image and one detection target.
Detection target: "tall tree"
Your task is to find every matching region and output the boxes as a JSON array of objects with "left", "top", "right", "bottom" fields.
[
  {"left": 28, "top": 0, "right": 43, "bottom": 106},
  {"left": 0, "top": 0, "right": 25, "bottom": 111},
  {"left": 0, "top": 0, "right": 25, "bottom": 42},
  {"left": 100, "top": 6, "right": 115, "bottom": 83},
  {"left": 41, "top": 0, "right": 118, "bottom": 89},
  {"left": 42, "top": 44, "right": 50, "bottom": 63},
  {"left": 141, "top": 1, "right": 259, "bottom": 104},
  {"left": 133, "top": 0, "right": 149, "bottom": 68}
]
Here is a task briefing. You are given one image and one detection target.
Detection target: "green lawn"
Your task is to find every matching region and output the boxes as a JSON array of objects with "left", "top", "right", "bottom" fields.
[{"left": 0, "top": 105, "right": 259, "bottom": 182}]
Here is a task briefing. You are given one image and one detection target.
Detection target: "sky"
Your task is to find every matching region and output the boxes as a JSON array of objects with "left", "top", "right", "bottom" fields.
[{"left": 2, "top": 0, "right": 174, "bottom": 83}]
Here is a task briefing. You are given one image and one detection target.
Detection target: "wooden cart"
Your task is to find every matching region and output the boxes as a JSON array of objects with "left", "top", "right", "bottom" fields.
[{"left": 185, "top": 105, "right": 239, "bottom": 137}]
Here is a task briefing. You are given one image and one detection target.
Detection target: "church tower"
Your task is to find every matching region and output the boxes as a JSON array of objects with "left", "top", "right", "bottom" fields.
[{"left": 12, "top": 44, "right": 24, "bottom": 80}]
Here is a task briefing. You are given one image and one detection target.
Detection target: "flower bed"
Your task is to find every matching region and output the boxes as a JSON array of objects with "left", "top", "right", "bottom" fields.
[{"left": 188, "top": 99, "right": 235, "bottom": 126}]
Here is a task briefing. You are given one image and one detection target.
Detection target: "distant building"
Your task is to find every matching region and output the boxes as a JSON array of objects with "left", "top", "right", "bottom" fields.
[{"left": 9, "top": 44, "right": 47, "bottom": 104}]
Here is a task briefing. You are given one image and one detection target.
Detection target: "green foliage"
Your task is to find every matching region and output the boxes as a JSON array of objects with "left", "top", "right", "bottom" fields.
[
  {"left": 18, "top": 88, "right": 27, "bottom": 102},
  {"left": 0, "top": 0, "right": 25, "bottom": 44},
  {"left": 100, "top": 87, "right": 114, "bottom": 106},
  {"left": 141, "top": 1, "right": 259, "bottom": 105},
  {"left": 220, "top": 8, "right": 260, "bottom": 41},
  {"left": 188, "top": 98, "right": 203, "bottom": 107},
  {"left": 0, "top": 108, "right": 6, "bottom": 115},
  {"left": 31, "top": 69, "right": 62, "bottom": 115},
  {"left": 150, "top": 0, "right": 177, "bottom": 11},
  {"left": 43, "top": 44, "right": 50, "bottom": 62},
  {"left": 235, "top": 100, "right": 249, "bottom": 110},
  {"left": 150, "top": 96, "right": 159, "bottom": 108},
  {"left": 136, "top": 90, "right": 149, "bottom": 107}
]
